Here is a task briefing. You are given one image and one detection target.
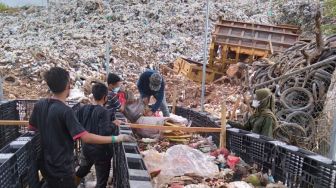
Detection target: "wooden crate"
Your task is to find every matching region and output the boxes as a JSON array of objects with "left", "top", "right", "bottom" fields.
[
  {"left": 173, "top": 58, "right": 223, "bottom": 83},
  {"left": 209, "top": 19, "right": 300, "bottom": 68}
]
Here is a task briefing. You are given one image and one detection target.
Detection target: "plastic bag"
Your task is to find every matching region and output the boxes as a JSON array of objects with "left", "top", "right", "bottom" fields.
[
  {"left": 142, "top": 149, "right": 165, "bottom": 173},
  {"left": 159, "top": 145, "right": 219, "bottom": 177},
  {"left": 169, "top": 114, "right": 189, "bottom": 125},
  {"left": 227, "top": 155, "right": 240, "bottom": 169},
  {"left": 226, "top": 181, "right": 253, "bottom": 188},
  {"left": 123, "top": 99, "right": 145, "bottom": 123},
  {"left": 135, "top": 116, "right": 169, "bottom": 138}
]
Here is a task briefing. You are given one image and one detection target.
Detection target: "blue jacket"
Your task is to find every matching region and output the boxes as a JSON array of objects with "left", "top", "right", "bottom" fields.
[{"left": 137, "top": 70, "right": 165, "bottom": 112}]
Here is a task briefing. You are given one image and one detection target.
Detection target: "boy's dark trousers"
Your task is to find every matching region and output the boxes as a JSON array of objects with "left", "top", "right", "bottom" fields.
[
  {"left": 44, "top": 176, "right": 77, "bottom": 188},
  {"left": 76, "top": 151, "right": 112, "bottom": 188}
]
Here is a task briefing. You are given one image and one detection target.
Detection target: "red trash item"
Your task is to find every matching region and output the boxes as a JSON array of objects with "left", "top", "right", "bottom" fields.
[
  {"left": 210, "top": 150, "right": 219, "bottom": 157},
  {"left": 227, "top": 155, "right": 240, "bottom": 169},
  {"left": 210, "top": 148, "right": 229, "bottom": 158},
  {"left": 153, "top": 111, "right": 161, "bottom": 117},
  {"left": 219, "top": 148, "right": 230, "bottom": 158},
  {"left": 117, "top": 92, "right": 126, "bottom": 105}
]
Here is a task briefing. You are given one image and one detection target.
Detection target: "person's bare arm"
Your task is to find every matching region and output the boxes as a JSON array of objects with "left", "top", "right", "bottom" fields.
[{"left": 80, "top": 133, "right": 135, "bottom": 144}]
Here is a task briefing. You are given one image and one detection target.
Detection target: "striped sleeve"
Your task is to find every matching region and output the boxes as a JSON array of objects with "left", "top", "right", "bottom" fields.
[{"left": 106, "top": 92, "right": 121, "bottom": 111}]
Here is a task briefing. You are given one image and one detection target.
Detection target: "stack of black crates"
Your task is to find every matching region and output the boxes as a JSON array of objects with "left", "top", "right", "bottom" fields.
[
  {"left": 0, "top": 132, "right": 41, "bottom": 188},
  {"left": 113, "top": 113, "right": 152, "bottom": 188},
  {"left": 175, "top": 106, "right": 336, "bottom": 188}
]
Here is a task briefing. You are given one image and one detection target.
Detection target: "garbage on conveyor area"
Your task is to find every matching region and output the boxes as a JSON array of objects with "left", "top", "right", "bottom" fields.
[
  {"left": 140, "top": 136, "right": 285, "bottom": 188},
  {"left": 135, "top": 115, "right": 284, "bottom": 188}
]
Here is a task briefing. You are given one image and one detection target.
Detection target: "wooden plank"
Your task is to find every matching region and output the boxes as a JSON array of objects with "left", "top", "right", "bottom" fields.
[
  {"left": 0, "top": 120, "right": 222, "bottom": 133},
  {"left": 0, "top": 120, "right": 29, "bottom": 126},
  {"left": 220, "top": 103, "right": 227, "bottom": 148},
  {"left": 269, "top": 40, "right": 274, "bottom": 55},
  {"left": 214, "top": 23, "right": 299, "bottom": 37},
  {"left": 213, "top": 33, "right": 295, "bottom": 47},
  {"left": 218, "top": 20, "right": 299, "bottom": 32},
  {"left": 172, "top": 86, "right": 178, "bottom": 114},
  {"left": 129, "top": 124, "right": 222, "bottom": 133}
]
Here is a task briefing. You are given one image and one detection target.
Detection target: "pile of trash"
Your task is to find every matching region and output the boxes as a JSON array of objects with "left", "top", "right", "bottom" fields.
[
  {"left": 140, "top": 137, "right": 285, "bottom": 188},
  {"left": 0, "top": 0, "right": 316, "bottom": 109}
]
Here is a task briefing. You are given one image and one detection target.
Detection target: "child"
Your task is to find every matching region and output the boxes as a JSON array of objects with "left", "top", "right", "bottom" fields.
[{"left": 29, "top": 67, "right": 135, "bottom": 188}]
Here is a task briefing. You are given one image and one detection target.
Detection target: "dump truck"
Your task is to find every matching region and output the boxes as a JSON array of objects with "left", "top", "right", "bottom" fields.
[{"left": 171, "top": 19, "right": 300, "bottom": 83}]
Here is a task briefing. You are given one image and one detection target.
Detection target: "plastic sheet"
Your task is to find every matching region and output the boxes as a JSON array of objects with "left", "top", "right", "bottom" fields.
[
  {"left": 134, "top": 114, "right": 189, "bottom": 138},
  {"left": 160, "top": 145, "right": 218, "bottom": 177},
  {"left": 135, "top": 116, "right": 168, "bottom": 138},
  {"left": 142, "top": 149, "right": 165, "bottom": 173},
  {"left": 226, "top": 181, "right": 253, "bottom": 188}
]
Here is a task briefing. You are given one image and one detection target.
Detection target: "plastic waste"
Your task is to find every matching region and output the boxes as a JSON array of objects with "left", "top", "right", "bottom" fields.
[
  {"left": 136, "top": 116, "right": 168, "bottom": 138},
  {"left": 159, "top": 145, "right": 219, "bottom": 178},
  {"left": 226, "top": 181, "right": 253, "bottom": 188},
  {"left": 227, "top": 155, "right": 240, "bottom": 169},
  {"left": 123, "top": 98, "right": 145, "bottom": 123},
  {"left": 142, "top": 149, "right": 165, "bottom": 173}
]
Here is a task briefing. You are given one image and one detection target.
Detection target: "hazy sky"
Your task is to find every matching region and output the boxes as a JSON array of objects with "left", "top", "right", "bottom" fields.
[{"left": 0, "top": 0, "right": 47, "bottom": 7}]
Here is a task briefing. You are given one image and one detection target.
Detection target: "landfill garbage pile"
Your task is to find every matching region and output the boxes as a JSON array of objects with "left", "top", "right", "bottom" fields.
[
  {"left": 140, "top": 136, "right": 286, "bottom": 188},
  {"left": 270, "top": 0, "right": 318, "bottom": 38},
  {"left": 0, "top": 0, "right": 316, "bottom": 107},
  {"left": 247, "top": 34, "right": 336, "bottom": 150}
]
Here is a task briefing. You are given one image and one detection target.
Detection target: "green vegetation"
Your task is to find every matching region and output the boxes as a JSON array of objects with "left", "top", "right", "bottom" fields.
[
  {"left": 0, "top": 3, "right": 20, "bottom": 14},
  {"left": 0, "top": 2, "right": 8, "bottom": 11},
  {"left": 323, "top": 0, "right": 336, "bottom": 34}
]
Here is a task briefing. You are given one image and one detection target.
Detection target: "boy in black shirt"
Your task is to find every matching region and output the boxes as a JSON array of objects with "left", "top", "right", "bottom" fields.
[
  {"left": 75, "top": 83, "right": 121, "bottom": 188},
  {"left": 28, "top": 67, "right": 135, "bottom": 188}
]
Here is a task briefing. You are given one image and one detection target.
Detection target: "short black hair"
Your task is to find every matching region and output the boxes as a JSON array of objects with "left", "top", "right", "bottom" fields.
[
  {"left": 107, "top": 73, "right": 121, "bottom": 85},
  {"left": 92, "top": 83, "right": 108, "bottom": 101},
  {"left": 44, "top": 67, "right": 70, "bottom": 94}
]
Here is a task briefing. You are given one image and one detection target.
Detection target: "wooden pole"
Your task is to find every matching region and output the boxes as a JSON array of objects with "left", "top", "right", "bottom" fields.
[
  {"left": 269, "top": 40, "right": 274, "bottom": 55},
  {"left": 172, "top": 86, "right": 178, "bottom": 114},
  {"left": 0, "top": 120, "right": 222, "bottom": 133},
  {"left": 0, "top": 76, "right": 3, "bottom": 101},
  {"left": 220, "top": 102, "right": 227, "bottom": 148}
]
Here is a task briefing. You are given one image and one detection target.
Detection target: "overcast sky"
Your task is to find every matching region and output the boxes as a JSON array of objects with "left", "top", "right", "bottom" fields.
[{"left": 0, "top": 0, "right": 47, "bottom": 7}]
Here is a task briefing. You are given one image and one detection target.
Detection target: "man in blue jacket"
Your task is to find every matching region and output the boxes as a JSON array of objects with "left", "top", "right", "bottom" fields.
[{"left": 137, "top": 70, "right": 170, "bottom": 117}]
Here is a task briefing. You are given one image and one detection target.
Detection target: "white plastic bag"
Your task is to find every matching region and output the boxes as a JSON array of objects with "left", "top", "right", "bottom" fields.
[
  {"left": 159, "top": 145, "right": 219, "bottom": 177},
  {"left": 135, "top": 116, "right": 169, "bottom": 138},
  {"left": 142, "top": 149, "right": 165, "bottom": 173}
]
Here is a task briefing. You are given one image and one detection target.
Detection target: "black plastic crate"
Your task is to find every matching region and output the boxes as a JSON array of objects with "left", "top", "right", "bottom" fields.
[
  {"left": 226, "top": 128, "right": 249, "bottom": 157},
  {"left": 123, "top": 143, "right": 140, "bottom": 154},
  {"left": 127, "top": 157, "right": 147, "bottom": 170},
  {"left": 1, "top": 141, "right": 31, "bottom": 177},
  {"left": 300, "top": 154, "right": 336, "bottom": 188},
  {"left": 0, "top": 153, "right": 18, "bottom": 188},
  {"left": 273, "top": 145, "right": 315, "bottom": 187},
  {"left": 113, "top": 142, "right": 130, "bottom": 188},
  {"left": 243, "top": 133, "right": 275, "bottom": 173},
  {"left": 17, "top": 132, "right": 41, "bottom": 159}
]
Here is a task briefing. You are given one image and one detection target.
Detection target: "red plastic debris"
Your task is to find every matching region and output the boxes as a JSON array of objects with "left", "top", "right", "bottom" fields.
[{"left": 227, "top": 155, "right": 240, "bottom": 169}]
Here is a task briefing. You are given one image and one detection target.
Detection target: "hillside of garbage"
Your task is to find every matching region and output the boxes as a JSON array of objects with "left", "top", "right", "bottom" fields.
[{"left": 0, "top": 0, "right": 317, "bottom": 115}]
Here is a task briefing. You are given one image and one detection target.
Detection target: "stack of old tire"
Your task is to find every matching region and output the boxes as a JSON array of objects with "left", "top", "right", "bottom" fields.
[{"left": 175, "top": 106, "right": 336, "bottom": 188}]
